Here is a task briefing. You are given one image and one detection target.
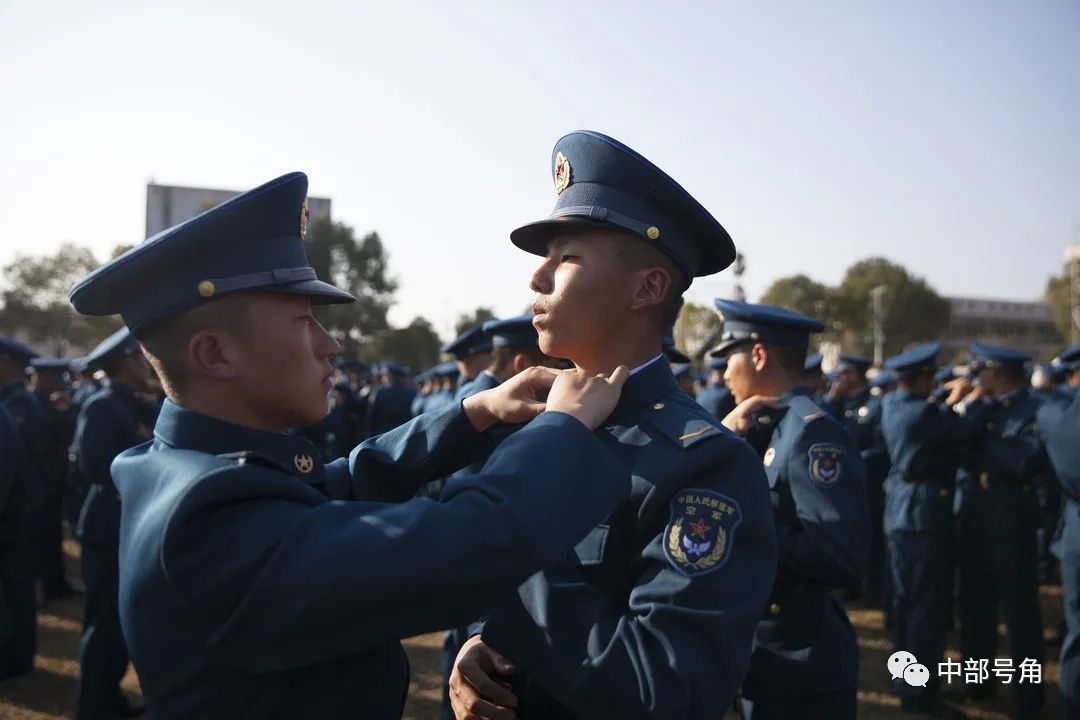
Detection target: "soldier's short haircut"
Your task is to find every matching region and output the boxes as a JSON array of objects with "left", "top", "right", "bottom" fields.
[{"left": 764, "top": 343, "right": 808, "bottom": 379}]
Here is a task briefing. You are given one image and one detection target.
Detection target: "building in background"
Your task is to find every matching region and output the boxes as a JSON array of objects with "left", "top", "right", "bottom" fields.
[
  {"left": 941, "top": 296, "right": 1061, "bottom": 361},
  {"left": 145, "top": 182, "right": 331, "bottom": 237}
]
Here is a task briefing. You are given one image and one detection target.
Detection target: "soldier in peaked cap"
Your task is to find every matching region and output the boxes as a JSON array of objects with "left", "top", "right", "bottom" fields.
[
  {"left": 710, "top": 299, "right": 868, "bottom": 720},
  {"left": 950, "top": 342, "right": 1046, "bottom": 716},
  {"left": 444, "top": 324, "right": 495, "bottom": 401},
  {"left": 1037, "top": 341, "right": 1080, "bottom": 718},
  {"left": 880, "top": 342, "right": 977, "bottom": 715},
  {"left": 72, "top": 327, "right": 159, "bottom": 719},
  {"left": 826, "top": 353, "right": 891, "bottom": 610},
  {"left": 450, "top": 131, "right": 776, "bottom": 720},
  {"left": 697, "top": 355, "right": 736, "bottom": 421},
  {"left": 803, "top": 352, "right": 826, "bottom": 400},
  {"left": 68, "top": 171, "right": 634, "bottom": 720},
  {"left": 434, "top": 313, "right": 563, "bottom": 720},
  {"left": 27, "top": 357, "right": 80, "bottom": 599},
  {"left": 362, "top": 362, "right": 417, "bottom": 439},
  {"left": 0, "top": 336, "right": 47, "bottom": 679}
]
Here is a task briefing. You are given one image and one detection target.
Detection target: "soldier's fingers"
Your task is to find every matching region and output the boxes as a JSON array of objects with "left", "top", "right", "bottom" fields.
[
  {"left": 607, "top": 365, "right": 630, "bottom": 387},
  {"left": 460, "top": 662, "right": 519, "bottom": 708}
]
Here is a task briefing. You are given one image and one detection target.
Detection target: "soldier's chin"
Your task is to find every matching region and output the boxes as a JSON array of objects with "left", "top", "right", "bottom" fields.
[{"left": 537, "top": 329, "right": 565, "bottom": 359}]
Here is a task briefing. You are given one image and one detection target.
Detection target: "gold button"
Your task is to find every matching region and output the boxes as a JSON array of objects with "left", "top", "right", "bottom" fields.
[
  {"left": 750, "top": 332, "right": 760, "bottom": 340},
  {"left": 769, "top": 603, "right": 780, "bottom": 616},
  {"left": 198, "top": 280, "right": 216, "bottom": 297},
  {"left": 758, "top": 415, "right": 771, "bottom": 425},
  {"left": 646, "top": 226, "right": 660, "bottom": 240},
  {"left": 653, "top": 402, "right": 665, "bottom": 410}
]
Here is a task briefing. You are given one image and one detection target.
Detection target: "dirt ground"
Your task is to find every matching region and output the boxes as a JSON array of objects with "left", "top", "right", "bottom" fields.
[{"left": 0, "top": 537, "right": 1064, "bottom": 719}]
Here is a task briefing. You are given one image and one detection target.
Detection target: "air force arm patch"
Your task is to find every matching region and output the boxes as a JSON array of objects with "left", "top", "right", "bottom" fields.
[
  {"left": 808, "top": 443, "right": 844, "bottom": 486},
  {"left": 664, "top": 489, "right": 742, "bottom": 576}
]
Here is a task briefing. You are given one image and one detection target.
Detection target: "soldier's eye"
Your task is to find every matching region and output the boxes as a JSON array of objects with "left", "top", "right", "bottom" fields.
[{"left": 560, "top": 254, "right": 579, "bottom": 263}]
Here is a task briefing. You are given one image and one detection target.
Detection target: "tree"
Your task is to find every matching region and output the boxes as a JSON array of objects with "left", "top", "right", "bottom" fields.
[
  {"left": 0, "top": 243, "right": 121, "bottom": 356},
  {"left": 305, "top": 214, "right": 398, "bottom": 358},
  {"left": 833, "top": 257, "right": 951, "bottom": 357},
  {"left": 673, "top": 301, "right": 723, "bottom": 360},
  {"left": 364, "top": 316, "right": 442, "bottom": 372},
  {"left": 759, "top": 275, "right": 841, "bottom": 342},
  {"left": 1045, "top": 264, "right": 1077, "bottom": 342},
  {"left": 454, "top": 307, "right": 497, "bottom": 337}
]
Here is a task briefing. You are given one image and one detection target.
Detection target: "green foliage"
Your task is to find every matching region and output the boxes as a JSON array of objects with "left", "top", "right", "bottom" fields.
[
  {"left": 454, "top": 307, "right": 497, "bottom": 337},
  {"left": 305, "top": 214, "right": 398, "bottom": 357},
  {"left": 673, "top": 301, "right": 723, "bottom": 361},
  {"left": 0, "top": 243, "right": 121, "bottom": 356},
  {"left": 364, "top": 316, "right": 442, "bottom": 372},
  {"left": 1045, "top": 265, "right": 1076, "bottom": 341},
  {"left": 758, "top": 258, "right": 951, "bottom": 356}
]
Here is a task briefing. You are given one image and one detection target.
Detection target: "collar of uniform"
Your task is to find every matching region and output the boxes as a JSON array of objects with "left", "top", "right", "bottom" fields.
[
  {"left": 154, "top": 398, "right": 326, "bottom": 482},
  {"left": 0, "top": 378, "right": 25, "bottom": 400},
  {"left": 480, "top": 370, "right": 502, "bottom": 385},
  {"left": 778, "top": 385, "right": 814, "bottom": 404},
  {"left": 608, "top": 355, "right": 677, "bottom": 420},
  {"left": 103, "top": 378, "right": 138, "bottom": 400},
  {"left": 629, "top": 353, "right": 664, "bottom": 377},
  {"left": 994, "top": 386, "right": 1028, "bottom": 407}
]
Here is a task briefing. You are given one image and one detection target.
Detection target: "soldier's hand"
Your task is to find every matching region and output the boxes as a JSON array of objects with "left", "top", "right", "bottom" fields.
[
  {"left": 462, "top": 366, "right": 560, "bottom": 431},
  {"left": 545, "top": 365, "right": 630, "bottom": 430},
  {"left": 943, "top": 377, "right": 973, "bottom": 406},
  {"left": 450, "top": 636, "right": 518, "bottom": 720},
  {"left": 722, "top": 395, "right": 783, "bottom": 436},
  {"left": 49, "top": 391, "right": 71, "bottom": 412}
]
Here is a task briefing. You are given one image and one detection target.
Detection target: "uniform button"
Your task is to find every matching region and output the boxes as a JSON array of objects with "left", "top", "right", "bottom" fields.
[
  {"left": 769, "top": 603, "right": 780, "bottom": 616},
  {"left": 987, "top": 422, "right": 996, "bottom": 431},
  {"left": 653, "top": 402, "right": 664, "bottom": 410},
  {"left": 939, "top": 489, "right": 948, "bottom": 497}
]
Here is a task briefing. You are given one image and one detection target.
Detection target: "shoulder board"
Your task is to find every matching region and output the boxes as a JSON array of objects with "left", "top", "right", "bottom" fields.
[
  {"left": 645, "top": 396, "right": 725, "bottom": 449},
  {"left": 217, "top": 450, "right": 289, "bottom": 473},
  {"left": 785, "top": 394, "right": 826, "bottom": 421}
]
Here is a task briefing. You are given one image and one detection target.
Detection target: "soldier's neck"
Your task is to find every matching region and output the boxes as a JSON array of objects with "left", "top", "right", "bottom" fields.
[
  {"left": 573, "top": 339, "right": 663, "bottom": 377},
  {"left": 175, "top": 388, "right": 291, "bottom": 435}
]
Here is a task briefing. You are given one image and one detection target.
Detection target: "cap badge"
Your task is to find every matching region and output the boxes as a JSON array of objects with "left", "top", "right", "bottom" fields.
[{"left": 554, "top": 152, "right": 572, "bottom": 195}]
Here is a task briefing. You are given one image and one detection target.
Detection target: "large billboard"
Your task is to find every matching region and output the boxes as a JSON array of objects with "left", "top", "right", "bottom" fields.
[{"left": 145, "top": 182, "right": 331, "bottom": 238}]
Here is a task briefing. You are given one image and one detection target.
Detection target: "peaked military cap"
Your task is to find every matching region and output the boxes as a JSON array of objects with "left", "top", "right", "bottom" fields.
[
  {"left": 510, "top": 131, "right": 735, "bottom": 280},
  {"left": 0, "top": 337, "right": 39, "bottom": 365},
  {"left": 442, "top": 323, "right": 493, "bottom": 359},
  {"left": 884, "top": 342, "right": 940, "bottom": 374},
  {"left": 804, "top": 352, "right": 823, "bottom": 373},
  {"left": 433, "top": 362, "right": 460, "bottom": 378},
  {"left": 381, "top": 362, "right": 410, "bottom": 377},
  {"left": 1058, "top": 341, "right": 1080, "bottom": 371},
  {"left": 869, "top": 369, "right": 898, "bottom": 389},
  {"left": 709, "top": 299, "right": 824, "bottom": 357},
  {"left": 482, "top": 315, "right": 539, "bottom": 349},
  {"left": 29, "top": 357, "right": 72, "bottom": 372},
  {"left": 84, "top": 328, "right": 140, "bottom": 371},
  {"left": 970, "top": 341, "right": 1029, "bottom": 372},
  {"left": 836, "top": 353, "right": 872, "bottom": 374},
  {"left": 69, "top": 172, "right": 354, "bottom": 333}
]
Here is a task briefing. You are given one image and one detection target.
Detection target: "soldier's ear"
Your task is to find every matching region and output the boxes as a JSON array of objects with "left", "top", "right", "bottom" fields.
[
  {"left": 511, "top": 352, "right": 534, "bottom": 375},
  {"left": 750, "top": 343, "right": 769, "bottom": 373},
  {"left": 188, "top": 329, "right": 240, "bottom": 381},
  {"left": 629, "top": 265, "right": 672, "bottom": 314}
]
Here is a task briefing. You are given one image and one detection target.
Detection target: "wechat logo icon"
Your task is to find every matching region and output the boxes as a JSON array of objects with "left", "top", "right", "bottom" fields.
[{"left": 888, "top": 650, "right": 930, "bottom": 688}]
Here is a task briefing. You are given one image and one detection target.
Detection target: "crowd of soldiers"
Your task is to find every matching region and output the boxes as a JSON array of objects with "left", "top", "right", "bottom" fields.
[{"left": 0, "top": 129, "right": 1078, "bottom": 720}]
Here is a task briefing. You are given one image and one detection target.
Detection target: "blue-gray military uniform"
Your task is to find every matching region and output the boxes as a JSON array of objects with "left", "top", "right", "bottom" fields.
[
  {"left": 880, "top": 342, "right": 973, "bottom": 712},
  {"left": 0, "top": 336, "right": 44, "bottom": 679},
  {"left": 829, "top": 353, "right": 891, "bottom": 610},
  {"left": 955, "top": 342, "right": 1046, "bottom": 715},
  {"left": 67, "top": 171, "right": 634, "bottom": 719},
  {"left": 473, "top": 132, "right": 778, "bottom": 719},
  {"left": 1037, "top": 341, "right": 1080, "bottom": 718},
  {"left": 73, "top": 328, "right": 158, "bottom": 719},
  {"left": 363, "top": 362, "right": 417, "bottom": 438},
  {"left": 444, "top": 324, "right": 494, "bottom": 403},
  {"left": 29, "top": 357, "right": 79, "bottom": 598},
  {"left": 710, "top": 300, "right": 868, "bottom": 720},
  {"left": 696, "top": 356, "right": 736, "bottom": 420}
]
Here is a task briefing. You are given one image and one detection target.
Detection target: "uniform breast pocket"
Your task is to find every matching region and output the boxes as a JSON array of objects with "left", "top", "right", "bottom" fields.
[{"left": 569, "top": 524, "right": 610, "bottom": 566}]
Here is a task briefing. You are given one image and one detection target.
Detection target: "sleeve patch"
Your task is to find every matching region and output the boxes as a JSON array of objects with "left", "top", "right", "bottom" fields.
[
  {"left": 808, "top": 443, "right": 844, "bottom": 486},
  {"left": 663, "top": 489, "right": 742, "bottom": 576}
]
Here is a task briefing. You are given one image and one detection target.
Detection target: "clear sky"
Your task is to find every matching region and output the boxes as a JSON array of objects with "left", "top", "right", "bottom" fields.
[{"left": 2, "top": 0, "right": 1078, "bottom": 340}]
